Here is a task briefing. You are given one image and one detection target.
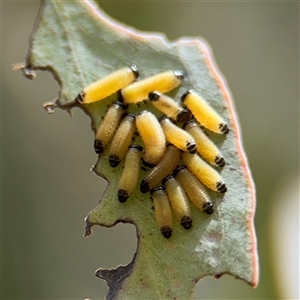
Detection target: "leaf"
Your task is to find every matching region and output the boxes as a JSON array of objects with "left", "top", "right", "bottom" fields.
[{"left": 20, "top": 0, "right": 258, "bottom": 299}]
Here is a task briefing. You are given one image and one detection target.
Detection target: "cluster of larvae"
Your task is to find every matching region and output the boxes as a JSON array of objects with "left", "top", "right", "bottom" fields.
[{"left": 76, "top": 64, "right": 229, "bottom": 239}]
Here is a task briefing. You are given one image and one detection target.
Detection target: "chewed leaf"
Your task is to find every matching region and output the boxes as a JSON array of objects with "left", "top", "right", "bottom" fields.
[{"left": 21, "top": 0, "right": 258, "bottom": 299}]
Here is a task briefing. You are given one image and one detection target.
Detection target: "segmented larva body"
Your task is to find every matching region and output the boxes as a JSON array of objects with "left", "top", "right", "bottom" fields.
[
  {"left": 162, "top": 175, "right": 192, "bottom": 229},
  {"left": 119, "top": 70, "right": 185, "bottom": 104},
  {"left": 184, "top": 120, "right": 225, "bottom": 167},
  {"left": 148, "top": 91, "right": 191, "bottom": 123},
  {"left": 181, "top": 89, "right": 229, "bottom": 134},
  {"left": 159, "top": 116, "right": 196, "bottom": 154},
  {"left": 118, "top": 144, "right": 143, "bottom": 203},
  {"left": 94, "top": 102, "right": 125, "bottom": 154},
  {"left": 76, "top": 65, "right": 139, "bottom": 104},
  {"left": 135, "top": 110, "right": 166, "bottom": 167},
  {"left": 140, "top": 145, "right": 181, "bottom": 193},
  {"left": 174, "top": 165, "right": 213, "bottom": 214},
  {"left": 109, "top": 114, "right": 136, "bottom": 167},
  {"left": 150, "top": 186, "right": 173, "bottom": 239},
  {"left": 181, "top": 152, "right": 227, "bottom": 193}
]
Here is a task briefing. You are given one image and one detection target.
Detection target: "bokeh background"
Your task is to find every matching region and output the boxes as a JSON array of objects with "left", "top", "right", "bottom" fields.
[{"left": 2, "top": 1, "right": 299, "bottom": 299}]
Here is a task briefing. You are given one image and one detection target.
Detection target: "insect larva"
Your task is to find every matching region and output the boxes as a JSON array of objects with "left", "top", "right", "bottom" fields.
[
  {"left": 159, "top": 116, "right": 196, "bottom": 154},
  {"left": 118, "top": 144, "right": 143, "bottom": 203},
  {"left": 140, "top": 145, "right": 181, "bottom": 193},
  {"left": 181, "top": 89, "right": 229, "bottom": 134},
  {"left": 75, "top": 65, "right": 139, "bottom": 104},
  {"left": 148, "top": 91, "right": 191, "bottom": 123},
  {"left": 109, "top": 114, "right": 136, "bottom": 167},
  {"left": 181, "top": 152, "right": 227, "bottom": 193},
  {"left": 135, "top": 110, "right": 166, "bottom": 167},
  {"left": 162, "top": 175, "right": 192, "bottom": 229},
  {"left": 119, "top": 70, "right": 185, "bottom": 104},
  {"left": 184, "top": 120, "right": 225, "bottom": 167},
  {"left": 150, "top": 186, "right": 173, "bottom": 239},
  {"left": 94, "top": 102, "right": 125, "bottom": 154},
  {"left": 174, "top": 165, "right": 214, "bottom": 214}
]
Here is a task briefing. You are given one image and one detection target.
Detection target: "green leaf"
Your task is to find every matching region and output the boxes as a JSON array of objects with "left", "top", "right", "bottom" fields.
[{"left": 20, "top": 0, "right": 258, "bottom": 299}]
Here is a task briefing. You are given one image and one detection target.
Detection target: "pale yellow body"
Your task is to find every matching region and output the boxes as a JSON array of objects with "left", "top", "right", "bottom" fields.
[
  {"left": 121, "top": 71, "right": 183, "bottom": 104},
  {"left": 183, "top": 90, "right": 226, "bottom": 134},
  {"left": 164, "top": 176, "right": 191, "bottom": 225},
  {"left": 80, "top": 67, "right": 137, "bottom": 104},
  {"left": 150, "top": 93, "right": 183, "bottom": 121},
  {"left": 159, "top": 118, "right": 196, "bottom": 153},
  {"left": 175, "top": 166, "right": 211, "bottom": 212},
  {"left": 152, "top": 188, "right": 173, "bottom": 236},
  {"left": 136, "top": 111, "right": 166, "bottom": 165},
  {"left": 181, "top": 152, "right": 224, "bottom": 192},
  {"left": 109, "top": 115, "right": 136, "bottom": 163},
  {"left": 184, "top": 121, "right": 224, "bottom": 166},
  {"left": 142, "top": 145, "right": 181, "bottom": 191},
  {"left": 95, "top": 103, "right": 124, "bottom": 148},
  {"left": 118, "top": 146, "right": 142, "bottom": 197}
]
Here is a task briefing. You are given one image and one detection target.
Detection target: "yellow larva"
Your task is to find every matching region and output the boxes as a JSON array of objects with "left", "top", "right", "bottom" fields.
[
  {"left": 148, "top": 91, "right": 191, "bottom": 123},
  {"left": 140, "top": 144, "right": 181, "bottom": 193},
  {"left": 119, "top": 70, "right": 185, "bottom": 104},
  {"left": 181, "top": 152, "right": 227, "bottom": 193},
  {"left": 181, "top": 89, "right": 229, "bottom": 134},
  {"left": 118, "top": 144, "right": 143, "bottom": 203},
  {"left": 150, "top": 186, "right": 173, "bottom": 239},
  {"left": 94, "top": 102, "right": 125, "bottom": 154},
  {"left": 75, "top": 65, "right": 139, "bottom": 104},
  {"left": 162, "top": 175, "right": 192, "bottom": 229},
  {"left": 135, "top": 110, "right": 166, "bottom": 167},
  {"left": 109, "top": 114, "right": 136, "bottom": 167},
  {"left": 174, "top": 165, "right": 214, "bottom": 214},
  {"left": 184, "top": 120, "right": 225, "bottom": 167},
  {"left": 159, "top": 116, "right": 196, "bottom": 154}
]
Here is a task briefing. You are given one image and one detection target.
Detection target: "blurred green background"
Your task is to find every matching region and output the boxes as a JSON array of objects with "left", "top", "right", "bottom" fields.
[{"left": 2, "top": 1, "right": 299, "bottom": 299}]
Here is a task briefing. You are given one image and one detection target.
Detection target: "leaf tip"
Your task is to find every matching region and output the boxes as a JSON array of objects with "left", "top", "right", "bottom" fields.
[{"left": 12, "top": 62, "right": 37, "bottom": 80}]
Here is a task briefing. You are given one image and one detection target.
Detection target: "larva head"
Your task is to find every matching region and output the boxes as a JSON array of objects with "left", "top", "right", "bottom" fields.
[
  {"left": 173, "top": 165, "right": 187, "bottom": 176},
  {"left": 161, "top": 226, "right": 172, "bottom": 239},
  {"left": 176, "top": 109, "right": 192, "bottom": 123},
  {"left": 140, "top": 180, "right": 150, "bottom": 193},
  {"left": 186, "top": 140, "right": 197, "bottom": 154},
  {"left": 150, "top": 186, "right": 165, "bottom": 194},
  {"left": 75, "top": 91, "right": 86, "bottom": 104},
  {"left": 183, "top": 119, "right": 198, "bottom": 130},
  {"left": 215, "top": 154, "right": 225, "bottom": 167},
  {"left": 142, "top": 159, "right": 157, "bottom": 168},
  {"left": 219, "top": 122, "right": 229, "bottom": 134},
  {"left": 148, "top": 91, "right": 161, "bottom": 102},
  {"left": 174, "top": 70, "right": 185, "bottom": 82},
  {"left": 94, "top": 139, "right": 104, "bottom": 154},
  {"left": 203, "top": 201, "right": 214, "bottom": 215},
  {"left": 118, "top": 189, "right": 129, "bottom": 203},
  {"left": 180, "top": 89, "right": 194, "bottom": 103},
  {"left": 109, "top": 154, "right": 120, "bottom": 167},
  {"left": 216, "top": 180, "right": 227, "bottom": 193},
  {"left": 161, "top": 174, "right": 174, "bottom": 186},
  {"left": 180, "top": 216, "right": 193, "bottom": 229},
  {"left": 129, "top": 144, "right": 143, "bottom": 152},
  {"left": 130, "top": 64, "right": 139, "bottom": 79}
]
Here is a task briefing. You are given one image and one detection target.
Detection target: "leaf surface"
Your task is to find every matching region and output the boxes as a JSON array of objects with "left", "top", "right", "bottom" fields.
[{"left": 22, "top": 1, "right": 258, "bottom": 299}]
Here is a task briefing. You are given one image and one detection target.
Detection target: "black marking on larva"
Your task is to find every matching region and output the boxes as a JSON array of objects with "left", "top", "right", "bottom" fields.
[
  {"left": 180, "top": 89, "right": 193, "bottom": 103},
  {"left": 150, "top": 186, "right": 165, "bottom": 194},
  {"left": 161, "top": 226, "right": 172, "bottom": 239},
  {"left": 148, "top": 91, "right": 160, "bottom": 102},
  {"left": 203, "top": 201, "right": 214, "bottom": 214},
  {"left": 161, "top": 174, "right": 173, "bottom": 186},
  {"left": 94, "top": 140, "right": 104, "bottom": 154},
  {"left": 181, "top": 216, "right": 192, "bottom": 229},
  {"left": 118, "top": 189, "right": 129, "bottom": 203},
  {"left": 219, "top": 122, "right": 229, "bottom": 134},
  {"left": 215, "top": 154, "right": 225, "bottom": 167},
  {"left": 129, "top": 144, "right": 143, "bottom": 151},
  {"left": 216, "top": 181, "right": 227, "bottom": 193},
  {"left": 173, "top": 165, "right": 186, "bottom": 176},
  {"left": 142, "top": 158, "right": 157, "bottom": 168}
]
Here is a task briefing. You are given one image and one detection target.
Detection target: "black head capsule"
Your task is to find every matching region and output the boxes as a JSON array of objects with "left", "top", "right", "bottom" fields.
[
  {"left": 216, "top": 180, "right": 227, "bottom": 193},
  {"left": 109, "top": 154, "right": 120, "bottom": 167},
  {"left": 202, "top": 201, "right": 214, "bottom": 215},
  {"left": 140, "top": 180, "right": 150, "bottom": 194},
  {"left": 118, "top": 189, "right": 129, "bottom": 203},
  {"left": 219, "top": 122, "right": 229, "bottom": 134},
  {"left": 130, "top": 64, "right": 139, "bottom": 79},
  {"left": 174, "top": 70, "right": 185, "bottom": 82},
  {"left": 176, "top": 109, "right": 192, "bottom": 123},
  {"left": 180, "top": 216, "right": 193, "bottom": 229},
  {"left": 94, "top": 140, "right": 104, "bottom": 155},
  {"left": 161, "top": 226, "right": 172, "bottom": 239},
  {"left": 214, "top": 154, "right": 225, "bottom": 168},
  {"left": 180, "top": 89, "right": 192, "bottom": 103}
]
